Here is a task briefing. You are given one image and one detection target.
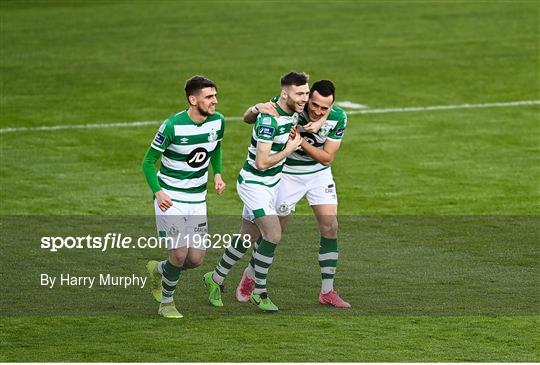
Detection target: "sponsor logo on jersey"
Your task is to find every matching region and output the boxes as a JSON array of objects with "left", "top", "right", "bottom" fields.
[
  {"left": 258, "top": 125, "right": 275, "bottom": 139},
  {"left": 207, "top": 129, "right": 218, "bottom": 142},
  {"left": 153, "top": 132, "right": 165, "bottom": 145},
  {"left": 302, "top": 132, "right": 316, "bottom": 145},
  {"left": 335, "top": 128, "right": 345, "bottom": 137},
  {"left": 325, "top": 184, "right": 335, "bottom": 194},
  {"left": 194, "top": 223, "right": 208, "bottom": 233},
  {"left": 186, "top": 147, "right": 210, "bottom": 168}
]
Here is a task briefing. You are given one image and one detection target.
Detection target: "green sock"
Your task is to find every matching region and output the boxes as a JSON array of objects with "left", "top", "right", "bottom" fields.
[
  {"left": 249, "top": 236, "right": 262, "bottom": 271},
  {"left": 319, "top": 237, "right": 338, "bottom": 294},
  {"left": 213, "top": 236, "right": 250, "bottom": 285},
  {"left": 253, "top": 239, "right": 277, "bottom": 295},
  {"left": 161, "top": 259, "right": 181, "bottom": 303}
]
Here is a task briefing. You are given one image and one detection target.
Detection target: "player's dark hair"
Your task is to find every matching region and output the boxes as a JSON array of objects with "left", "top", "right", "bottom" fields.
[
  {"left": 310, "top": 80, "right": 335, "bottom": 102},
  {"left": 280, "top": 71, "right": 309, "bottom": 87},
  {"left": 185, "top": 76, "right": 217, "bottom": 99}
]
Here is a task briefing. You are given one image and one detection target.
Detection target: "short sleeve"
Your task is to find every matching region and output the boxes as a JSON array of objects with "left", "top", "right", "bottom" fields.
[{"left": 327, "top": 109, "right": 347, "bottom": 141}]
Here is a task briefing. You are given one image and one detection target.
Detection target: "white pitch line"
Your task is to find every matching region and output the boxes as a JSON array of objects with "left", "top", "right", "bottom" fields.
[
  {"left": 0, "top": 117, "right": 243, "bottom": 134},
  {"left": 335, "top": 101, "right": 369, "bottom": 109},
  {"left": 347, "top": 100, "right": 540, "bottom": 115},
  {"left": 0, "top": 120, "right": 161, "bottom": 134},
  {"left": 1, "top": 100, "right": 538, "bottom": 134}
]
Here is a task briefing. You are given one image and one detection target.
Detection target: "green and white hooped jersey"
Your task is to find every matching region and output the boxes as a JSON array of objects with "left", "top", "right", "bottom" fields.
[
  {"left": 283, "top": 105, "right": 347, "bottom": 175},
  {"left": 239, "top": 105, "right": 298, "bottom": 187},
  {"left": 150, "top": 110, "right": 225, "bottom": 203}
]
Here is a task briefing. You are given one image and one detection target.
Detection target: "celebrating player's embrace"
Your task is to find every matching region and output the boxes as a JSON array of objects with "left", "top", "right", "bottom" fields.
[{"left": 143, "top": 72, "right": 349, "bottom": 318}]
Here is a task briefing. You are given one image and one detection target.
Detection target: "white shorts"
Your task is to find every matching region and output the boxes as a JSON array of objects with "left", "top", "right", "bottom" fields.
[
  {"left": 154, "top": 199, "right": 208, "bottom": 250},
  {"left": 236, "top": 179, "right": 279, "bottom": 221},
  {"left": 275, "top": 167, "right": 337, "bottom": 216}
]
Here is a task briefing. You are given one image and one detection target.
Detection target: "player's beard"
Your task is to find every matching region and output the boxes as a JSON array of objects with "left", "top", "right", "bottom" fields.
[
  {"left": 286, "top": 97, "right": 301, "bottom": 114},
  {"left": 197, "top": 104, "right": 214, "bottom": 117}
]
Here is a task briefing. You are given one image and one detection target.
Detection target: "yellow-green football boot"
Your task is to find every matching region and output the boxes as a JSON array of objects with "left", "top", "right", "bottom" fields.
[
  {"left": 250, "top": 292, "right": 278, "bottom": 312},
  {"left": 146, "top": 260, "right": 162, "bottom": 302},
  {"left": 203, "top": 271, "right": 224, "bottom": 307},
  {"left": 158, "top": 302, "right": 183, "bottom": 318}
]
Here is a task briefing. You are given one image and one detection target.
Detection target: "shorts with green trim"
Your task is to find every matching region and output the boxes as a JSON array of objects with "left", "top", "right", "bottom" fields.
[
  {"left": 236, "top": 178, "right": 279, "bottom": 222},
  {"left": 276, "top": 167, "right": 337, "bottom": 216},
  {"left": 154, "top": 199, "right": 208, "bottom": 250}
]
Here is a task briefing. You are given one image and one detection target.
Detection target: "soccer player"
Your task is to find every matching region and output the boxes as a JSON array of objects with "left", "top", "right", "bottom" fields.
[
  {"left": 203, "top": 71, "right": 307, "bottom": 312},
  {"left": 238, "top": 80, "right": 351, "bottom": 308},
  {"left": 142, "top": 75, "right": 226, "bottom": 318}
]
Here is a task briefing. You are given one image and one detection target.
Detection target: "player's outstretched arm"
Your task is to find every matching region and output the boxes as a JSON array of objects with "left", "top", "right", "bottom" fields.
[
  {"left": 243, "top": 106, "right": 258, "bottom": 124},
  {"left": 243, "top": 102, "right": 279, "bottom": 124},
  {"left": 300, "top": 139, "right": 341, "bottom": 166}
]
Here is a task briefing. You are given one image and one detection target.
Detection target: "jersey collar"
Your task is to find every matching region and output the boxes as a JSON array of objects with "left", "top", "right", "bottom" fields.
[{"left": 185, "top": 109, "right": 211, "bottom": 126}]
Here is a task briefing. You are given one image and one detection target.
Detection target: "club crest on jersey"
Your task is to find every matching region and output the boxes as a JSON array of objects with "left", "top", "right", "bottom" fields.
[
  {"left": 187, "top": 147, "right": 209, "bottom": 168},
  {"left": 207, "top": 128, "right": 218, "bottom": 142},
  {"left": 292, "top": 113, "right": 299, "bottom": 126},
  {"left": 258, "top": 125, "right": 275, "bottom": 138},
  {"left": 319, "top": 123, "right": 332, "bottom": 137},
  {"left": 298, "top": 112, "right": 308, "bottom": 124}
]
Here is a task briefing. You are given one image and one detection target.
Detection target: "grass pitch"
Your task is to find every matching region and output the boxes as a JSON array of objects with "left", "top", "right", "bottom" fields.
[{"left": 1, "top": 0, "right": 539, "bottom": 362}]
